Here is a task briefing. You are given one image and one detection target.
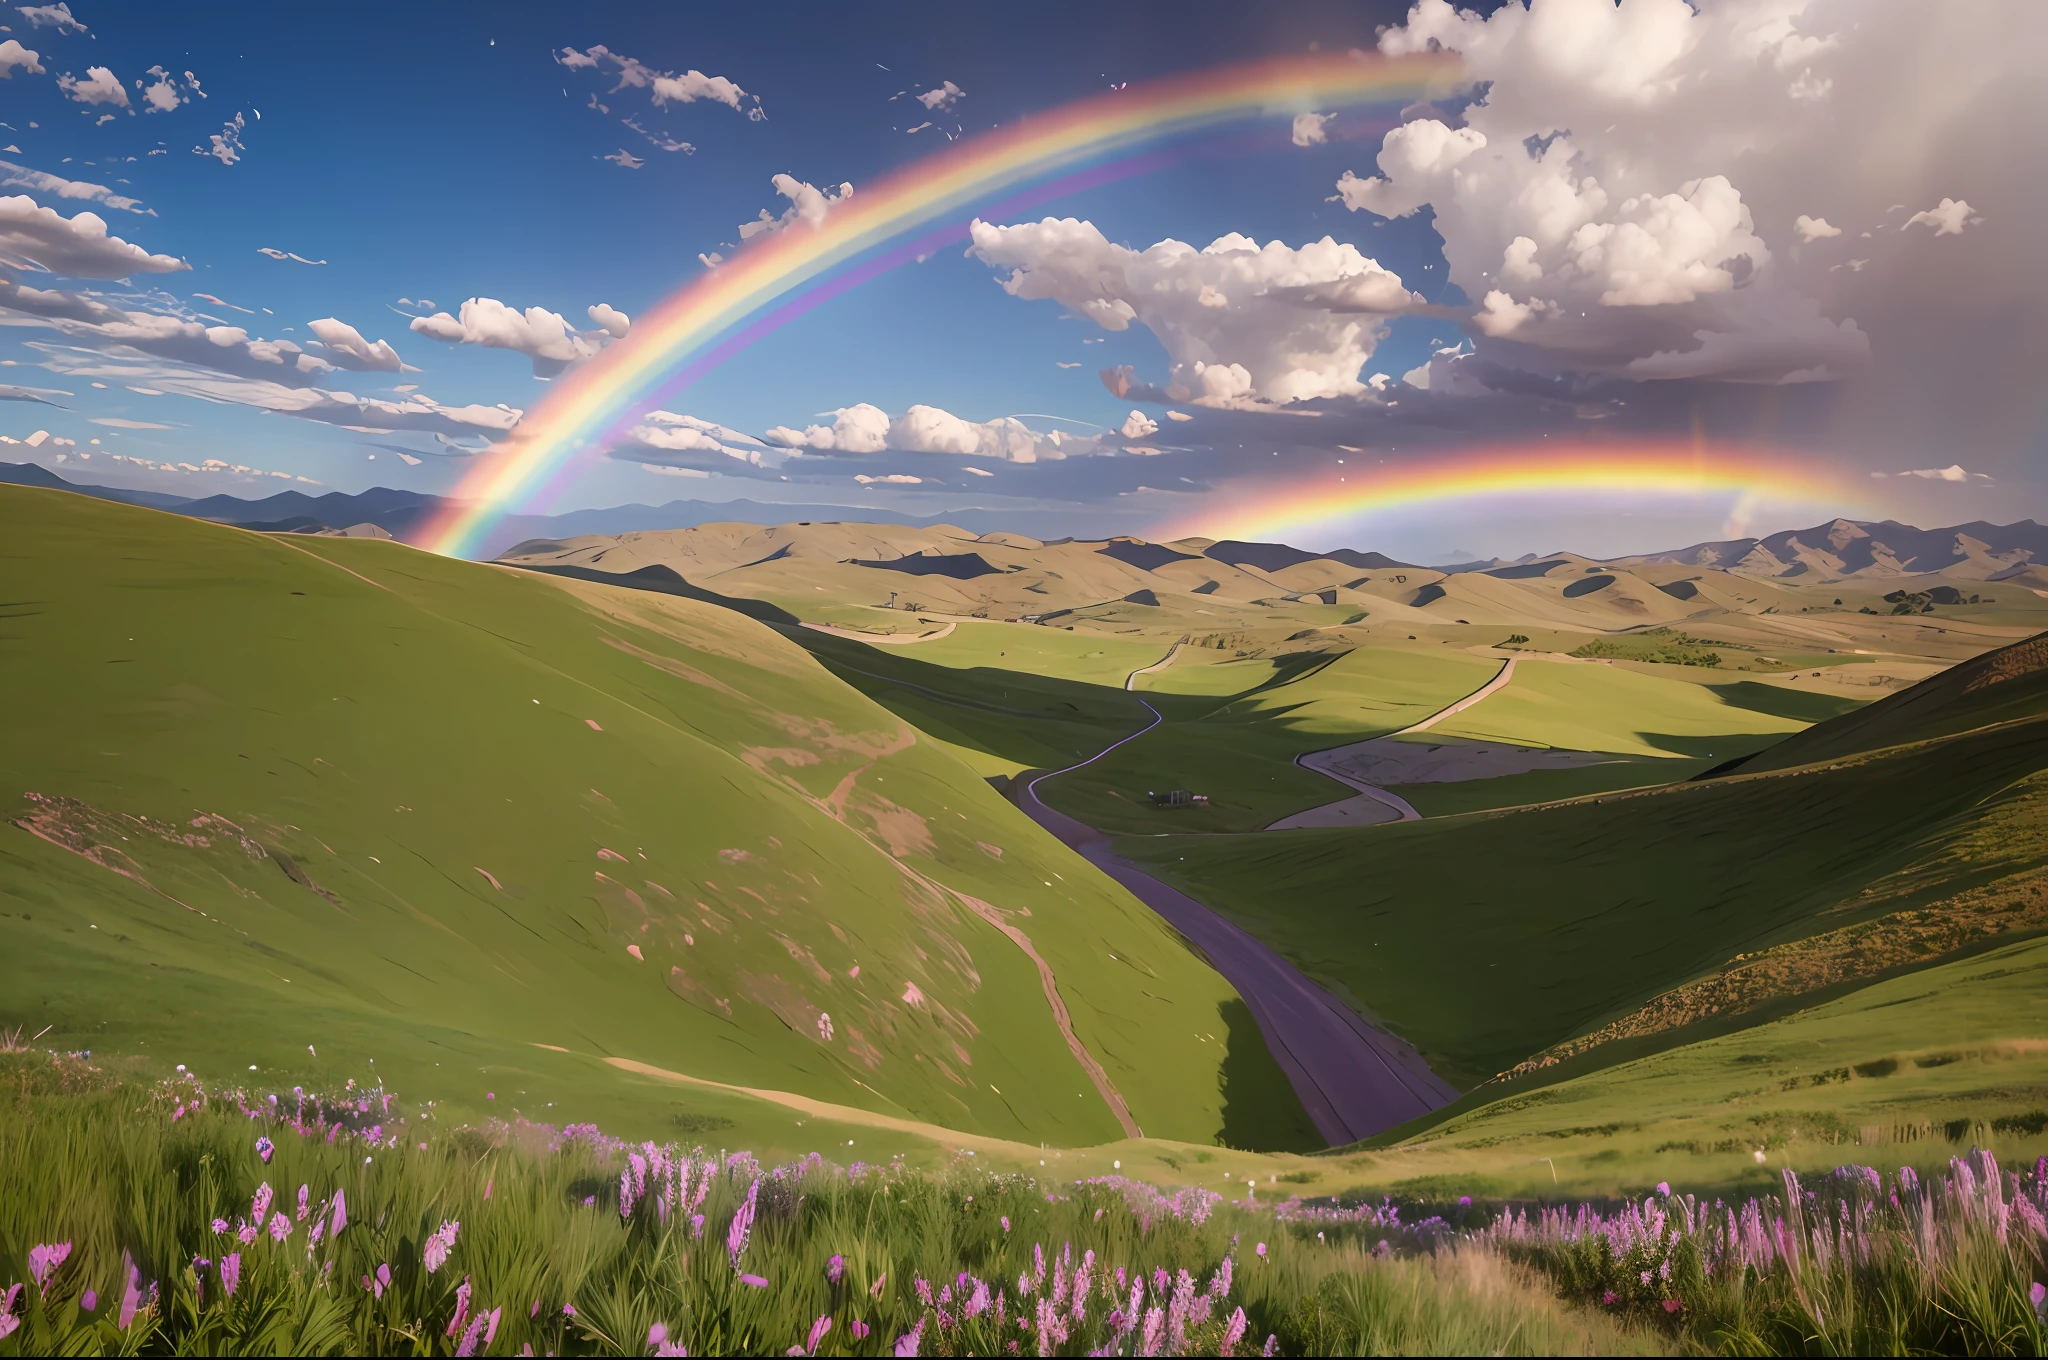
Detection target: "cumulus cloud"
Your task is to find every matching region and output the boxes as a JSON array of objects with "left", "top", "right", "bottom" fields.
[
  {"left": 916, "top": 80, "right": 965, "bottom": 111},
  {"left": 602, "top": 148, "right": 645, "bottom": 170},
  {"left": 196, "top": 113, "right": 246, "bottom": 165},
  {"left": 739, "top": 174, "right": 853, "bottom": 240},
  {"left": 305, "top": 318, "right": 406, "bottom": 372},
  {"left": 58, "top": 66, "right": 127, "bottom": 108},
  {"left": 0, "top": 160, "right": 149, "bottom": 213},
  {"left": 1903, "top": 197, "right": 1975, "bottom": 236},
  {"left": 1119, "top": 409, "right": 1159, "bottom": 439},
  {"left": 139, "top": 66, "right": 199, "bottom": 114},
  {"left": 556, "top": 45, "right": 761, "bottom": 117},
  {"left": 969, "top": 217, "right": 1421, "bottom": 404},
  {"left": 0, "top": 41, "right": 45, "bottom": 79},
  {"left": 587, "top": 303, "right": 630, "bottom": 339},
  {"left": 257, "top": 246, "right": 326, "bottom": 265},
  {"left": 1334, "top": 0, "right": 2041, "bottom": 411},
  {"left": 1291, "top": 112, "right": 1334, "bottom": 147},
  {"left": 763, "top": 402, "right": 1082, "bottom": 463},
  {"left": 0, "top": 196, "right": 185, "bottom": 277},
  {"left": 408, "top": 296, "right": 626, "bottom": 376},
  {"left": 18, "top": 4, "right": 86, "bottom": 33},
  {"left": 1794, "top": 214, "right": 1841, "bottom": 243}
]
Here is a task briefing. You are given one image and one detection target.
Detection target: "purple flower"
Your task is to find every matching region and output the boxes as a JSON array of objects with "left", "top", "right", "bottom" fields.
[
  {"left": 80, "top": 1289, "right": 98, "bottom": 1312},
  {"left": 268, "top": 1212, "right": 292, "bottom": 1242},
  {"left": 826, "top": 1254, "right": 845, "bottom": 1287},
  {"left": 2033, "top": 1281, "right": 2047, "bottom": 1317},
  {"left": 727, "top": 1179, "right": 760, "bottom": 1269},
  {"left": 1663, "top": 1298, "right": 1683, "bottom": 1314},
  {"left": 221, "top": 1254, "right": 241, "bottom": 1297},
  {"left": 1602, "top": 1290, "right": 1618, "bottom": 1307},
  {"left": 1656, "top": 1181, "right": 1671, "bottom": 1198},
  {"left": 1000, "top": 1215, "right": 1010, "bottom": 1233},
  {"left": 210, "top": 1218, "right": 229, "bottom": 1235},
  {"left": 297, "top": 1184, "right": 311, "bottom": 1221},
  {"left": 330, "top": 1188, "right": 348, "bottom": 1236},
  {"left": 423, "top": 1219, "right": 460, "bottom": 1274},
  {"left": 446, "top": 1276, "right": 473, "bottom": 1338},
  {"left": 28, "top": 1243, "right": 71, "bottom": 1290},
  {"left": 117, "top": 1259, "right": 141, "bottom": 1330},
  {"left": 1223, "top": 1306, "right": 1248, "bottom": 1353},
  {"left": 255, "top": 1136, "right": 274, "bottom": 1163},
  {"left": 648, "top": 1322, "right": 670, "bottom": 1348},
  {"left": 1458, "top": 1196, "right": 1472, "bottom": 1207},
  {"left": 893, "top": 1318, "right": 924, "bottom": 1357},
  {"left": 805, "top": 1315, "right": 833, "bottom": 1355},
  {"left": 739, "top": 1273, "right": 767, "bottom": 1289},
  {"left": 251, "top": 1183, "right": 274, "bottom": 1224},
  {"left": 850, "top": 1319, "right": 871, "bottom": 1341},
  {"left": 1255, "top": 1242, "right": 1266, "bottom": 1258}
]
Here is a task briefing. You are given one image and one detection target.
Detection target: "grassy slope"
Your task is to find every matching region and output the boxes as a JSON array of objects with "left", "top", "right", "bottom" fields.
[
  {"left": 1040, "top": 646, "right": 1498, "bottom": 835},
  {"left": 0, "top": 487, "right": 1314, "bottom": 1153},
  {"left": 1121, "top": 711, "right": 2048, "bottom": 1090},
  {"left": 1331, "top": 935, "right": 2048, "bottom": 1200},
  {"left": 1425, "top": 657, "right": 1814, "bottom": 759}
]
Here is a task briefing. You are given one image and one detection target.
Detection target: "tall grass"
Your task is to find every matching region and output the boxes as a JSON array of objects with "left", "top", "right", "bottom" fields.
[{"left": 0, "top": 1053, "right": 1642, "bottom": 1356}]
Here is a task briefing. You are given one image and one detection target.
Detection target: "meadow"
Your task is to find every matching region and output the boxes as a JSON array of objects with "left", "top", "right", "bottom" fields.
[{"left": 4, "top": 1048, "right": 2047, "bottom": 1356}]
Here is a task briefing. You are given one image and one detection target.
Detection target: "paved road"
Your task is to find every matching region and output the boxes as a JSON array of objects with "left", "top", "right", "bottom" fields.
[{"left": 1019, "top": 656, "right": 1461, "bottom": 1146}]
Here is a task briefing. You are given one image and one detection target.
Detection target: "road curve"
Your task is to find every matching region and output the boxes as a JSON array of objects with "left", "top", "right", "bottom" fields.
[
  {"left": 1020, "top": 651, "right": 1459, "bottom": 1146},
  {"left": 1274, "top": 657, "right": 1518, "bottom": 829}
]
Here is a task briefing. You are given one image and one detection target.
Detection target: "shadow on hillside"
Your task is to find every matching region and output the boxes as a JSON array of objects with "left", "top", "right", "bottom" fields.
[
  {"left": 1218, "top": 997, "right": 1325, "bottom": 1153},
  {"left": 1709, "top": 679, "right": 1869, "bottom": 724}
]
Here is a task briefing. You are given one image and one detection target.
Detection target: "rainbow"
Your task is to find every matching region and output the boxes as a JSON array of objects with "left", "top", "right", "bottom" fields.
[
  {"left": 1157, "top": 441, "right": 1869, "bottom": 545},
  {"left": 413, "top": 50, "right": 1462, "bottom": 557}
]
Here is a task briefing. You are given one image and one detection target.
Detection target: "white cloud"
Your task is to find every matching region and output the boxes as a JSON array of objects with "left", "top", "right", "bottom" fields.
[
  {"left": 1903, "top": 197, "right": 1975, "bottom": 236},
  {"left": 0, "top": 41, "right": 45, "bottom": 79},
  {"left": 739, "top": 174, "right": 853, "bottom": 240},
  {"left": 0, "top": 196, "right": 185, "bottom": 277},
  {"left": 257, "top": 247, "right": 326, "bottom": 265},
  {"left": 854, "top": 473, "right": 922, "bottom": 485},
  {"left": 58, "top": 66, "right": 127, "bottom": 108},
  {"left": 34, "top": 341, "right": 521, "bottom": 437},
  {"left": 140, "top": 66, "right": 189, "bottom": 114},
  {"left": 1335, "top": 0, "right": 2042, "bottom": 397},
  {"left": 18, "top": 4, "right": 86, "bottom": 33},
  {"left": 1291, "top": 112, "right": 1334, "bottom": 147},
  {"left": 1119, "top": 409, "right": 1159, "bottom": 439},
  {"left": 0, "top": 160, "right": 149, "bottom": 213},
  {"left": 305, "top": 317, "right": 405, "bottom": 372},
  {"left": 587, "top": 303, "right": 630, "bottom": 339},
  {"left": 969, "top": 216, "right": 1420, "bottom": 404},
  {"left": 0, "top": 382, "right": 69, "bottom": 404},
  {"left": 1794, "top": 214, "right": 1841, "bottom": 243},
  {"left": 408, "top": 296, "right": 624, "bottom": 376},
  {"left": 603, "top": 148, "right": 645, "bottom": 170},
  {"left": 196, "top": 113, "right": 246, "bottom": 165},
  {"left": 1876, "top": 463, "right": 1992, "bottom": 483},
  {"left": 556, "top": 45, "right": 759, "bottom": 116},
  {"left": 916, "top": 80, "right": 965, "bottom": 111},
  {"left": 763, "top": 402, "right": 1077, "bottom": 462}
]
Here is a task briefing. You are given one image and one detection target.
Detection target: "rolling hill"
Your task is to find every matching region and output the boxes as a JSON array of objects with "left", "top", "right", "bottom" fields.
[{"left": 0, "top": 484, "right": 1318, "bottom": 1153}]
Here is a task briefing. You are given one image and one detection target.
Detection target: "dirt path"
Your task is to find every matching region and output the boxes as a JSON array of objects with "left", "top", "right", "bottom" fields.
[
  {"left": 1273, "top": 658, "right": 1516, "bottom": 829},
  {"left": 1021, "top": 648, "right": 1459, "bottom": 1146}
]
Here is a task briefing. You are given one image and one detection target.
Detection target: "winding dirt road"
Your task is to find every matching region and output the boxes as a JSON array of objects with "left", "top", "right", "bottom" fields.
[
  {"left": 1018, "top": 650, "right": 1460, "bottom": 1146},
  {"left": 1271, "top": 658, "right": 1518, "bottom": 830}
]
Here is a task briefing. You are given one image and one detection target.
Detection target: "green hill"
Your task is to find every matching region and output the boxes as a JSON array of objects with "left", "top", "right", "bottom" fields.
[
  {"left": 1728, "top": 629, "right": 2048, "bottom": 773},
  {"left": 1120, "top": 643, "right": 2048, "bottom": 1091},
  {"left": 0, "top": 486, "right": 1314, "bottom": 1152}
]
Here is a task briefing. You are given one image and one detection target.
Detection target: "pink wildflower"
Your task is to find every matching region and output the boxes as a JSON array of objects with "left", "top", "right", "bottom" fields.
[
  {"left": 28, "top": 1243, "right": 71, "bottom": 1290},
  {"left": 1223, "top": 1306, "right": 1248, "bottom": 1353},
  {"left": 330, "top": 1188, "right": 348, "bottom": 1236},
  {"left": 221, "top": 1254, "right": 241, "bottom": 1297},
  {"left": 739, "top": 1273, "right": 767, "bottom": 1288},
  {"left": 727, "top": 1179, "right": 761, "bottom": 1269},
  {"left": 297, "top": 1185, "right": 311, "bottom": 1221},
  {"left": 1254, "top": 1242, "right": 1266, "bottom": 1259},
  {"left": 268, "top": 1212, "right": 292, "bottom": 1242},
  {"left": 1263, "top": 1334, "right": 1279, "bottom": 1357},
  {"left": 255, "top": 1136, "right": 274, "bottom": 1163},
  {"left": 893, "top": 1318, "right": 925, "bottom": 1357},
  {"left": 81, "top": 1289, "right": 97, "bottom": 1311},
  {"left": 251, "top": 1184, "right": 274, "bottom": 1224},
  {"left": 424, "top": 1219, "right": 460, "bottom": 1273},
  {"left": 446, "top": 1276, "right": 472, "bottom": 1337},
  {"left": 117, "top": 1258, "right": 140, "bottom": 1330},
  {"left": 1662, "top": 1298, "right": 1683, "bottom": 1314},
  {"left": 1001, "top": 1215, "right": 1011, "bottom": 1233},
  {"left": 826, "top": 1254, "right": 845, "bottom": 1287},
  {"left": 850, "top": 1319, "right": 871, "bottom": 1341},
  {"left": 804, "top": 1315, "right": 833, "bottom": 1355}
]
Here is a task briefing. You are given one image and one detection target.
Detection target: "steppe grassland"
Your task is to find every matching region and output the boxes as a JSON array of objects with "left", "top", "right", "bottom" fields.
[{"left": 0, "top": 488, "right": 1299, "bottom": 1157}]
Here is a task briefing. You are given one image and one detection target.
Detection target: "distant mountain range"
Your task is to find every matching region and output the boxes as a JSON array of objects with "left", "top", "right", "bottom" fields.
[{"left": 6, "top": 461, "right": 2045, "bottom": 581}]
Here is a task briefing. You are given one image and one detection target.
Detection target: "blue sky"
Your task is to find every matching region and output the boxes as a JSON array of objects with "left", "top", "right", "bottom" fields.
[{"left": 1, "top": 0, "right": 2041, "bottom": 558}]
